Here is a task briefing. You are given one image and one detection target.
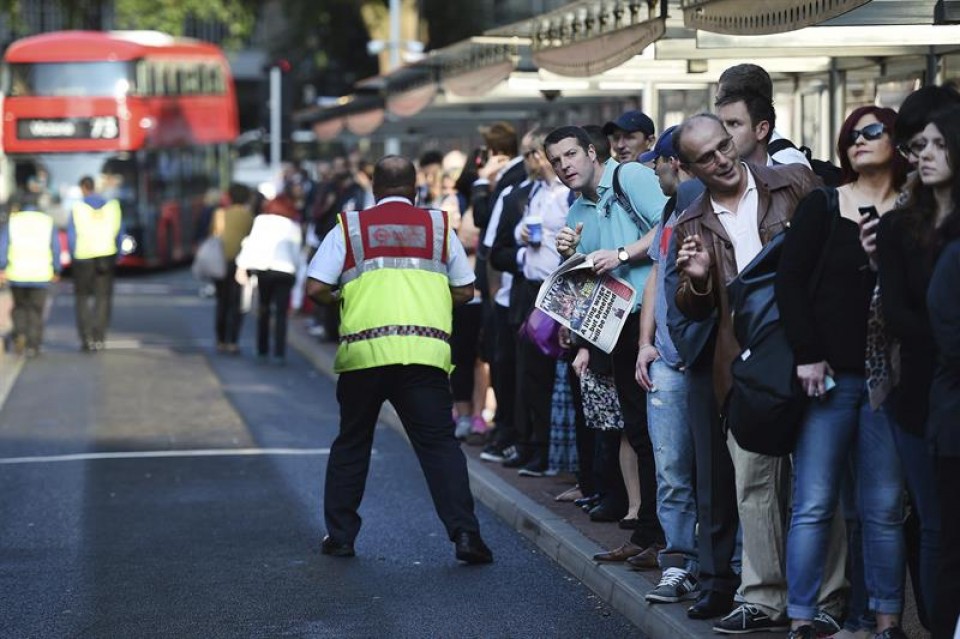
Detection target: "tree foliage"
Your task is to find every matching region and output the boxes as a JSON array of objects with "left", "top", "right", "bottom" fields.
[{"left": 113, "top": 0, "right": 259, "bottom": 49}]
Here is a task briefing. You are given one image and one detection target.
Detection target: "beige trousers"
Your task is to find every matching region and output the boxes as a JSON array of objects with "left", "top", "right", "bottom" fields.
[{"left": 727, "top": 432, "right": 848, "bottom": 619}]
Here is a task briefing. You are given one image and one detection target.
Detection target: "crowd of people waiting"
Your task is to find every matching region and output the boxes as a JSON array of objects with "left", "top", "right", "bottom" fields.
[{"left": 193, "top": 61, "right": 959, "bottom": 639}]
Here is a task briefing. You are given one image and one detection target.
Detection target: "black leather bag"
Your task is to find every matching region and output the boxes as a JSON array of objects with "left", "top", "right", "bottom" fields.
[{"left": 724, "top": 188, "right": 837, "bottom": 456}]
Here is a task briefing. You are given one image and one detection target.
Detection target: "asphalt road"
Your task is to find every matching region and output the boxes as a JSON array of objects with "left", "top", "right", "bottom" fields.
[{"left": 0, "top": 269, "right": 644, "bottom": 638}]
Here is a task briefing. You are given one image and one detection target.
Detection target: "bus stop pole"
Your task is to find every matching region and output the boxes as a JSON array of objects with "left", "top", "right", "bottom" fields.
[
  {"left": 270, "top": 65, "right": 282, "bottom": 174},
  {"left": 384, "top": 0, "right": 401, "bottom": 156}
]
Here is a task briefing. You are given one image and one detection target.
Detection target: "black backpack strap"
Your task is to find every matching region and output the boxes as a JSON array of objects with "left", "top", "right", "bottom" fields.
[
  {"left": 612, "top": 163, "right": 652, "bottom": 233},
  {"left": 767, "top": 138, "right": 797, "bottom": 156}
]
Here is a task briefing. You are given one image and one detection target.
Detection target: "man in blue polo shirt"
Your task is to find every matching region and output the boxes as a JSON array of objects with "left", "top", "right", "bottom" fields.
[{"left": 548, "top": 125, "right": 666, "bottom": 557}]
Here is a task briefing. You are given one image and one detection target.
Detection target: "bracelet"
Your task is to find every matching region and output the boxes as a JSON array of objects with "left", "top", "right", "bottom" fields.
[{"left": 638, "top": 343, "right": 656, "bottom": 352}]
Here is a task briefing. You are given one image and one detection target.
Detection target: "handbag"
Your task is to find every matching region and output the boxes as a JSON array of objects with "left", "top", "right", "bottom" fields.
[
  {"left": 517, "top": 307, "right": 567, "bottom": 359},
  {"left": 191, "top": 236, "right": 226, "bottom": 281},
  {"left": 580, "top": 368, "right": 623, "bottom": 431},
  {"left": 724, "top": 188, "right": 838, "bottom": 456}
]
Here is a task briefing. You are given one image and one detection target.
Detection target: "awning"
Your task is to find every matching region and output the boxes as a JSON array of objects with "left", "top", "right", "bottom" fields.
[
  {"left": 345, "top": 108, "right": 385, "bottom": 136},
  {"left": 488, "top": 0, "right": 666, "bottom": 77},
  {"left": 312, "top": 118, "right": 344, "bottom": 142},
  {"left": 681, "top": 0, "right": 872, "bottom": 35},
  {"left": 387, "top": 83, "right": 438, "bottom": 117}
]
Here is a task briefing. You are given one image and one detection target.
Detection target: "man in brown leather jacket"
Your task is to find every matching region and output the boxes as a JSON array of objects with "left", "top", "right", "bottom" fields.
[{"left": 672, "top": 112, "right": 821, "bottom": 630}]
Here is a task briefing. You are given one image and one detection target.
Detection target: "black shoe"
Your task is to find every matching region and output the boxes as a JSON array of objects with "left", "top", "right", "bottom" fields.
[
  {"left": 712, "top": 604, "right": 789, "bottom": 634},
  {"left": 320, "top": 535, "right": 355, "bottom": 557},
  {"left": 687, "top": 590, "right": 735, "bottom": 620},
  {"left": 454, "top": 531, "right": 493, "bottom": 565},
  {"left": 502, "top": 450, "right": 531, "bottom": 469},
  {"left": 588, "top": 502, "right": 627, "bottom": 522},
  {"left": 574, "top": 494, "right": 601, "bottom": 510},
  {"left": 479, "top": 443, "right": 511, "bottom": 463}
]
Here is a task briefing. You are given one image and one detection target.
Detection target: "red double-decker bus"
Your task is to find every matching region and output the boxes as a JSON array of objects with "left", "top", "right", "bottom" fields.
[{"left": 1, "top": 30, "right": 238, "bottom": 267}]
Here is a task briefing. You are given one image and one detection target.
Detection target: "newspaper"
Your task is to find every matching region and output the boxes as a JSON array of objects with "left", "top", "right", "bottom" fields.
[{"left": 535, "top": 253, "right": 637, "bottom": 353}]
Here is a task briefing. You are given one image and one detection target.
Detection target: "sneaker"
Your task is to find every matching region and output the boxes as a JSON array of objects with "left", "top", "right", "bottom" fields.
[
  {"left": 470, "top": 415, "right": 491, "bottom": 435},
  {"left": 813, "top": 610, "right": 842, "bottom": 636},
  {"left": 479, "top": 443, "right": 512, "bottom": 463},
  {"left": 712, "top": 604, "right": 789, "bottom": 634},
  {"left": 786, "top": 626, "right": 817, "bottom": 639},
  {"left": 874, "top": 627, "right": 908, "bottom": 639},
  {"left": 517, "top": 462, "right": 547, "bottom": 477},
  {"left": 645, "top": 567, "right": 700, "bottom": 603},
  {"left": 454, "top": 416, "right": 473, "bottom": 439}
]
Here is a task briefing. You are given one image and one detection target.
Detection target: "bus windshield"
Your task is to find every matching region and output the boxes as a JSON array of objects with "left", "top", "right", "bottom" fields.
[
  {"left": 7, "top": 62, "right": 135, "bottom": 97},
  {"left": 7, "top": 153, "right": 138, "bottom": 227}
]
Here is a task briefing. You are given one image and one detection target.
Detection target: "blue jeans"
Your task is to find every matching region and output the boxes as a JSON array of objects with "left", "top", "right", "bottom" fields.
[
  {"left": 647, "top": 359, "right": 700, "bottom": 572},
  {"left": 787, "top": 374, "right": 905, "bottom": 621}
]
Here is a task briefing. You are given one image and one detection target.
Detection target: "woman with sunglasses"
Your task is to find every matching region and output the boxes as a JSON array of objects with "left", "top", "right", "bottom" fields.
[
  {"left": 869, "top": 87, "right": 960, "bottom": 633},
  {"left": 775, "top": 106, "right": 910, "bottom": 639}
]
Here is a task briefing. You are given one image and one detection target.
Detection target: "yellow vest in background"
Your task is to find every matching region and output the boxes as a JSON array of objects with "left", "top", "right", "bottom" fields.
[
  {"left": 6, "top": 211, "right": 55, "bottom": 283},
  {"left": 72, "top": 199, "right": 121, "bottom": 259}
]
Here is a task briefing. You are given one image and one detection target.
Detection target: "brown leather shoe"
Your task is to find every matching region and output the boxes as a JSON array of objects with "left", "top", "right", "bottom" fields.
[
  {"left": 626, "top": 543, "right": 664, "bottom": 570},
  {"left": 592, "top": 542, "right": 643, "bottom": 562}
]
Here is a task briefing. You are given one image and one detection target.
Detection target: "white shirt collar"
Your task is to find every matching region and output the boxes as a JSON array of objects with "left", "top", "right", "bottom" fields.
[
  {"left": 710, "top": 163, "right": 757, "bottom": 216},
  {"left": 376, "top": 196, "right": 414, "bottom": 206}
]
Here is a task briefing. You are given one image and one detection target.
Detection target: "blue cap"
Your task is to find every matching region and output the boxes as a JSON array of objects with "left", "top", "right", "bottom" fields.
[
  {"left": 601, "top": 110, "right": 655, "bottom": 137},
  {"left": 638, "top": 125, "right": 678, "bottom": 164}
]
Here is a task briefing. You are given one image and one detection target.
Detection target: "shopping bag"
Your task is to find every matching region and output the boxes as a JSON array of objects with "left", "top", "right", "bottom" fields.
[{"left": 191, "top": 236, "right": 226, "bottom": 280}]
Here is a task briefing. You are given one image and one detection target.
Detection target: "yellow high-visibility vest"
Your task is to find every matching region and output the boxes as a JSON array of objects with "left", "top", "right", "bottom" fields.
[
  {"left": 72, "top": 199, "right": 121, "bottom": 259},
  {"left": 5, "top": 210, "right": 55, "bottom": 283},
  {"left": 334, "top": 205, "right": 453, "bottom": 374}
]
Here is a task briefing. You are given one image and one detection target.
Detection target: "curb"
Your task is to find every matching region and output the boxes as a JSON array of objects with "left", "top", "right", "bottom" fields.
[{"left": 288, "top": 321, "right": 717, "bottom": 639}]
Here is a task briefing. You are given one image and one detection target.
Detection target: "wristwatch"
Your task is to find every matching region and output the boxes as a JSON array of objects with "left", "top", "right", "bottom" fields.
[{"left": 617, "top": 246, "right": 629, "bottom": 264}]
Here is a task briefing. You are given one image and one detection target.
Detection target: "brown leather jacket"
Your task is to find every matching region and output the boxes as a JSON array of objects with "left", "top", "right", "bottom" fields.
[{"left": 674, "top": 162, "right": 820, "bottom": 403}]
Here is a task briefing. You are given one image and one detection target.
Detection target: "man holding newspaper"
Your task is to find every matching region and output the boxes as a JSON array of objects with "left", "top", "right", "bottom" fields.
[{"left": 546, "top": 125, "right": 668, "bottom": 560}]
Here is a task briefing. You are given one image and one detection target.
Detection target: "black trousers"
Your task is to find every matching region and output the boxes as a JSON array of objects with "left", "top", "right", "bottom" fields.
[
  {"left": 450, "top": 302, "right": 483, "bottom": 402},
  {"left": 689, "top": 367, "right": 740, "bottom": 594},
  {"left": 514, "top": 280, "right": 556, "bottom": 457},
  {"left": 72, "top": 256, "right": 115, "bottom": 344},
  {"left": 11, "top": 286, "right": 48, "bottom": 349},
  {"left": 254, "top": 270, "right": 295, "bottom": 358},
  {"left": 214, "top": 263, "right": 243, "bottom": 345},
  {"left": 567, "top": 360, "right": 597, "bottom": 497},
  {"left": 611, "top": 312, "right": 664, "bottom": 548},
  {"left": 325, "top": 364, "right": 480, "bottom": 544},
  {"left": 934, "top": 455, "right": 960, "bottom": 639},
  {"left": 490, "top": 303, "right": 517, "bottom": 448}
]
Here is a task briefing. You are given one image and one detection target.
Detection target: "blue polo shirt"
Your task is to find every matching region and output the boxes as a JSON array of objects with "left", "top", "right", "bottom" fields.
[{"left": 566, "top": 158, "right": 667, "bottom": 312}]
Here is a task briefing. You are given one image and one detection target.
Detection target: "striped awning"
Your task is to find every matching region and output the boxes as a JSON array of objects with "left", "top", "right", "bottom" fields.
[{"left": 682, "top": 0, "right": 873, "bottom": 35}]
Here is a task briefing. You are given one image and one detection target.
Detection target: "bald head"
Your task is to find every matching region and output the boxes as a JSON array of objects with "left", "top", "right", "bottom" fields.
[
  {"left": 673, "top": 113, "right": 726, "bottom": 164},
  {"left": 373, "top": 155, "right": 417, "bottom": 202}
]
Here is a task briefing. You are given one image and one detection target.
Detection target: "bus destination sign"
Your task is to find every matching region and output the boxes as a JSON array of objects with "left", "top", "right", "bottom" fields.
[{"left": 17, "top": 116, "right": 119, "bottom": 140}]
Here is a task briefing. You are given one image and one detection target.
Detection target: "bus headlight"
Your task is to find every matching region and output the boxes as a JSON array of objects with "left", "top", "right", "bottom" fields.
[{"left": 120, "top": 235, "right": 137, "bottom": 255}]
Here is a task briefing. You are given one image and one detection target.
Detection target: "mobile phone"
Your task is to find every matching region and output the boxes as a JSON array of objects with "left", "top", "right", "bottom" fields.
[
  {"left": 858, "top": 205, "right": 879, "bottom": 222},
  {"left": 823, "top": 375, "right": 837, "bottom": 393}
]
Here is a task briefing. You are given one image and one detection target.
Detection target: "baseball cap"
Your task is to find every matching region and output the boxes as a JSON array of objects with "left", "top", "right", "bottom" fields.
[
  {"left": 638, "top": 125, "right": 678, "bottom": 164},
  {"left": 601, "top": 110, "right": 655, "bottom": 137}
]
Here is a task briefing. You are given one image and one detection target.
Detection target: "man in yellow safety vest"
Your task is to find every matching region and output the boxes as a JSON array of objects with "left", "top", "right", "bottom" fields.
[
  {"left": 305, "top": 155, "right": 492, "bottom": 565},
  {"left": 68, "top": 176, "right": 123, "bottom": 352},
  {"left": 0, "top": 192, "right": 61, "bottom": 357}
]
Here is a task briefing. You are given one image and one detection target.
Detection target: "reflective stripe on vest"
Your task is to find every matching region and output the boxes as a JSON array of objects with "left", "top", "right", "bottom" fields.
[
  {"left": 334, "top": 205, "right": 453, "bottom": 374},
  {"left": 6, "top": 211, "right": 55, "bottom": 283},
  {"left": 72, "top": 199, "right": 121, "bottom": 259}
]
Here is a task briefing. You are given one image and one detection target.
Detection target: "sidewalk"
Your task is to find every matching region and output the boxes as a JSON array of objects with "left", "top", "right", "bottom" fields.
[{"left": 287, "top": 316, "right": 783, "bottom": 639}]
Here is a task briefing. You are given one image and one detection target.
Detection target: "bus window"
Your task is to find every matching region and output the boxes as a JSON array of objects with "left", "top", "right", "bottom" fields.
[
  {"left": 136, "top": 60, "right": 152, "bottom": 96},
  {"left": 7, "top": 62, "right": 135, "bottom": 97},
  {"left": 182, "top": 63, "right": 200, "bottom": 95},
  {"left": 165, "top": 64, "right": 178, "bottom": 96}
]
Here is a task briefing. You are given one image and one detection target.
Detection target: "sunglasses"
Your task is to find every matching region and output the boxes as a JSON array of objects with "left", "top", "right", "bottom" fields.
[{"left": 849, "top": 122, "right": 887, "bottom": 144}]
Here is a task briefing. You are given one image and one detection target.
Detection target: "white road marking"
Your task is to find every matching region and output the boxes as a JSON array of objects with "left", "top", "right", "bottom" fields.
[{"left": 0, "top": 447, "right": 334, "bottom": 465}]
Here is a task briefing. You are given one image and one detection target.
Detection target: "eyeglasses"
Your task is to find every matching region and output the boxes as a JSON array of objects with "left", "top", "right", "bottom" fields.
[
  {"left": 690, "top": 136, "right": 736, "bottom": 168},
  {"left": 849, "top": 122, "right": 887, "bottom": 144},
  {"left": 898, "top": 136, "right": 946, "bottom": 159}
]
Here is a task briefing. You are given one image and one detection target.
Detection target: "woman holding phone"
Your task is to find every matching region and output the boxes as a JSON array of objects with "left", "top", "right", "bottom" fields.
[
  {"left": 871, "top": 92, "right": 960, "bottom": 632},
  {"left": 775, "top": 105, "right": 911, "bottom": 639},
  {"left": 881, "top": 104, "right": 960, "bottom": 639}
]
